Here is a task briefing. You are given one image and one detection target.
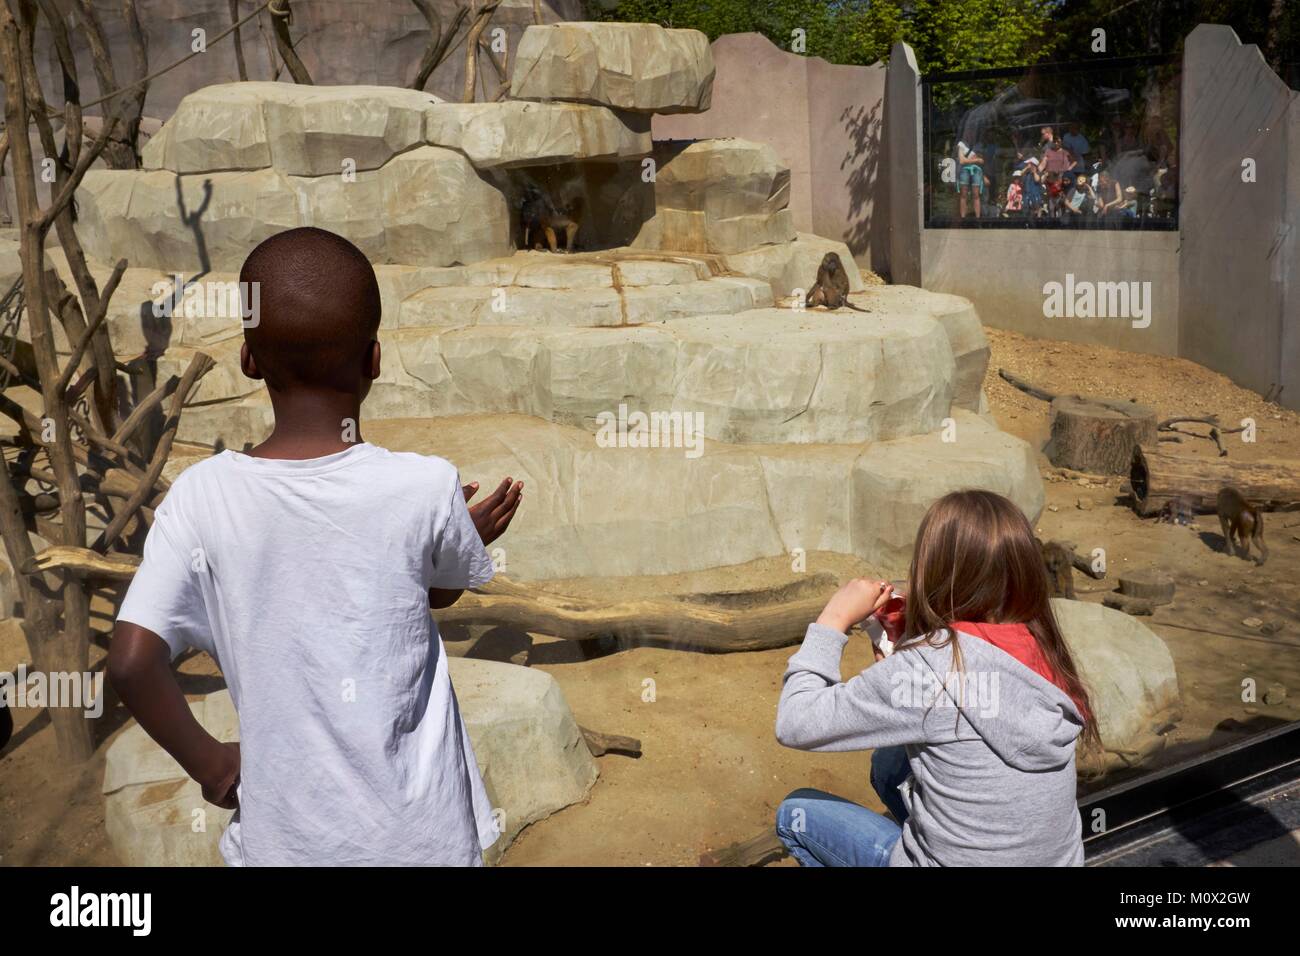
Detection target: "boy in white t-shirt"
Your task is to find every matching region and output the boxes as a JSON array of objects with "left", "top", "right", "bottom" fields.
[{"left": 109, "top": 227, "right": 523, "bottom": 866}]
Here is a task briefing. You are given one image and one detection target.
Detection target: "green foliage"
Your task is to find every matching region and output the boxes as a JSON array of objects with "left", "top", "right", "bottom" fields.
[
  {"left": 589, "top": 0, "right": 1299, "bottom": 80},
  {"left": 588, "top": 0, "right": 1062, "bottom": 72}
]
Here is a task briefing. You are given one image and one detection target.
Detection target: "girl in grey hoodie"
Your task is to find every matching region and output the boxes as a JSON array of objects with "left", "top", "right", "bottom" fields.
[{"left": 775, "top": 490, "right": 1097, "bottom": 867}]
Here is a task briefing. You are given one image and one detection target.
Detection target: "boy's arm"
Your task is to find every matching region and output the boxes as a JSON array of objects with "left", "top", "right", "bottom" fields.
[
  {"left": 427, "top": 476, "right": 523, "bottom": 609},
  {"left": 108, "top": 623, "right": 240, "bottom": 808}
]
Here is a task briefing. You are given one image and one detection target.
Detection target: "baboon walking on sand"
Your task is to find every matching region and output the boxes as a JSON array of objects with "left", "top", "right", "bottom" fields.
[{"left": 1217, "top": 486, "right": 1268, "bottom": 565}]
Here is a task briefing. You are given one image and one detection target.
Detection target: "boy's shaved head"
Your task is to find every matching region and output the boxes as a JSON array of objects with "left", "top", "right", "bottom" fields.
[{"left": 240, "top": 227, "right": 381, "bottom": 390}]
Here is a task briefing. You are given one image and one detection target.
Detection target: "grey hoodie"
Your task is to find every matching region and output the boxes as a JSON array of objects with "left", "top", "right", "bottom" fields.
[{"left": 776, "top": 623, "right": 1084, "bottom": 866}]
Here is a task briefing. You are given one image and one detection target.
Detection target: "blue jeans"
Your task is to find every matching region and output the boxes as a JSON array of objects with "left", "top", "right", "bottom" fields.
[{"left": 776, "top": 746, "right": 911, "bottom": 867}]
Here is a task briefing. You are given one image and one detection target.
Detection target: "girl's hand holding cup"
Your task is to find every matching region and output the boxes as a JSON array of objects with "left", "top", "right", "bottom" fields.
[{"left": 816, "top": 578, "right": 894, "bottom": 634}]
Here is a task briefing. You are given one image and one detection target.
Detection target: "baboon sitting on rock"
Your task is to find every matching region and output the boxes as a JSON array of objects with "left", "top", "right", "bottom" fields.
[{"left": 804, "top": 252, "right": 867, "bottom": 312}]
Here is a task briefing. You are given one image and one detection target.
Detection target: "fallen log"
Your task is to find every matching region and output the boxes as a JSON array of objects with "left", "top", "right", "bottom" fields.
[
  {"left": 1129, "top": 446, "right": 1300, "bottom": 517},
  {"left": 435, "top": 576, "right": 831, "bottom": 653}
]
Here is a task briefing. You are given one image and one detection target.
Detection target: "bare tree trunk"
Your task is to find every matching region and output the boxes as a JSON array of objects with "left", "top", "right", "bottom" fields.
[
  {"left": 119, "top": 0, "right": 150, "bottom": 163},
  {"left": 462, "top": 1, "right": 501, "bottom": 103},
  {"left": 409, "top": 0, "right": 468, "bottom": 93},
  {"left": 269, "top": 0, "right": 313, "bottom": 84},
  {"left": 2, "top": 2, "right": 93, "bottom": 760},
  {"left": 229, "top": 0, "right": 249, "bottom": 81},
  {"left": 69, "top": 0, "right": 143, "bottom": 169}
]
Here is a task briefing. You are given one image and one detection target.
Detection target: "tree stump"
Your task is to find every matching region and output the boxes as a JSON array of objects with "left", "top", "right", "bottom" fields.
[
  {"left": 1118, "top": 570, "right": 1175, "bottom": 606},
  {"left": 1046, "top": 395, "right": 1157, "bottom": 475}
]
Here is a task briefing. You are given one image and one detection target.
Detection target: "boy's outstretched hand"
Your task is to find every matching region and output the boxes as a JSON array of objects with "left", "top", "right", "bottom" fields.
[{"left": 462, "top": 477, "right": 523, "bottom": 547}]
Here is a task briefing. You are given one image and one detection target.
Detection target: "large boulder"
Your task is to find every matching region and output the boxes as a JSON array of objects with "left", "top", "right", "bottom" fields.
[
  {"left": 724, "top": 232, "right": 866, "bottom": 299},
  {"left": 143, "top": 83, "right": 440, "bottom": 176},
  {"left": 101, "top": 660, "right": 597, "bottom": 866},
  {"left": 633, "top": 139, "right": 796, "bottom": 254},
  {"left": 857, "top": 285, "right": 990, "bottom": 413},
  {"left": 452, "top": 658, "right": 598, "bottom": 864},
  {"left": 510, "top": 23, "right": 714, "bottom": 114},
  {"left": 423, "top": 101, "right": 652, "bottom": 167},
  {"left": 79, "top": 146, "right": 512, "bottom": 272},
  {"left": 1050, "top": 599, "right": 1183, "bottom": 776},
  {"left": 102, "top": 692, "right": 238, "bottom": 867},
  {"left": 145, "top": 85, "right": 654, "bottom": 175}
]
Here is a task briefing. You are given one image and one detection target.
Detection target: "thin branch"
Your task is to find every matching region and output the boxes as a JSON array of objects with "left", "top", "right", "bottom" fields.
[{"left": 57, "top": 258, "right": 126, "bottom": 394}]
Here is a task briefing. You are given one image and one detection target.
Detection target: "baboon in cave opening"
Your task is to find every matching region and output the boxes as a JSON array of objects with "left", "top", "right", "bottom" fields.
[
  {"left": 804, "top": 252, "right": 867, "bottom": 311},
  {"left": 1217, "top": 486, "right": 1267, "bottom": 565},
  {"left": 519, "top": 182, "right": 581, "bottom": 253}
]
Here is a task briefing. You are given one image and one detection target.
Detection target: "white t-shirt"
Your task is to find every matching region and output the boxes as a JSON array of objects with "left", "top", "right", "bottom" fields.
[{"left": 117, "top": 443, "right": 499, "bottom": 866}]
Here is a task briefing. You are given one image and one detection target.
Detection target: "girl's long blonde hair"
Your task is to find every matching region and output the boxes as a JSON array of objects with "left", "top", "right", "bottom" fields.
[{"left": 895, "top": 490, "right": 1099, "bottom": 751}]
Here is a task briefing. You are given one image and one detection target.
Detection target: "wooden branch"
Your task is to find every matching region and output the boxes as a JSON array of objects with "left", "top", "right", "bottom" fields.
[
  {"left": 268, "top": 0, "right": 312, "bottom": 85},
  {"left": 435, "top": 574, "right": 832, "bottom": 653},
  {"left": 95, "top": 352, "right": 213, "bottom": 551},
  {"left": 409, "top": 1, "right": 469, "bottom": 92},
  {"left": 462, "top": 1, "right": 501, "bottom": 103},
  {"left": 998, "top": 368, "right": 1057, "bottom": 403},
  {"left": 699, "top": 829, "right": 787, "bottom": 867},
  {"left": 22, "top": 545, "right": 140, "bottom": 579},
  {"left": 56, "top": 257, "right": 126, "bottom": 395},
  {"left": 579, "top": 727, "right": 642, "bottom": 758},
  {"left": 39, "top": 111, "right": 121, "bottom": 233},
  {"left": 229, "top": 0, "right": 249, "bottom": 81},
  {"left": 112, "top": 372, "right": 182, "bottom": 446}
]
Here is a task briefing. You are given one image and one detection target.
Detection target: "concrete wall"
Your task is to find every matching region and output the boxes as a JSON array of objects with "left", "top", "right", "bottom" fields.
[
  {"left": 1180, "top": 24, "right": 1298, "bottom": 409},
  {"left": 921, "top": 230, "right": 1181, "bottom": 356},
  {"left": 885, "top": 42, "right": 922, "bottom": 286},
  {"left": 891, "top": 28, "right": 1296, "bottom": 408},
  {"left": 653, "top": 33, "right": 888, "bottom": 273},
  {"left": 39, "top": 0, "right": 579, "bottom": 117}
]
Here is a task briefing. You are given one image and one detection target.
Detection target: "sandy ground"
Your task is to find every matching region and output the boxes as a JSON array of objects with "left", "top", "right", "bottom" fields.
[{"left": 2, "top": 326, "right": 1298, "bottom": 867}]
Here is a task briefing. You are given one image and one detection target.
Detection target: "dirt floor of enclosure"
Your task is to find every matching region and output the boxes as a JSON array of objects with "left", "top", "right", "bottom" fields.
[{"left": 2, "top": 327, "right": 1298, "bottom": 867}]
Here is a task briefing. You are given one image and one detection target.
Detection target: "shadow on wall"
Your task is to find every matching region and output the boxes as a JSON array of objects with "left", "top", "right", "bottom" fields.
[{"left": 841, "top": 100, "right": 885, "bottom": 275}]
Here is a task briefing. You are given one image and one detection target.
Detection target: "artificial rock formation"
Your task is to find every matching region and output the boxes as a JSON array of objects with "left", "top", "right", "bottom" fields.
[
  {"left": 62, "top": 24, "right": 1040, "bottom": 586},
  {"left": 1050, "top": 599, "right": 1182, "bottom": 775},
  {"left": 510, "top": 22, "right": 714, "bottom": 114},
  {"left": 101, "top": 661, "right": 597, "bottom": 866}
]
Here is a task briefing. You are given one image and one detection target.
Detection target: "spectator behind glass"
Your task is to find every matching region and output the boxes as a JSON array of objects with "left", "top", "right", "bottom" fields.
[
  {"left": 1095, "top": 171, "right": 1124, "bottom": 215},
  {"left": 1062, "top": 123, "right": 1089, "bottom": 175},
  {"left": 1041, "top": 139, "right": 1074, "bottom": 176},
  {"left": 956, "top": 139, "right": 984, "bottom": 219},
  {"left": 1063, "top": 174, "right": 1095, "bottom": 217},
  {"left": 1004, "top": 169, "right": 1024, "bottom": 216}
]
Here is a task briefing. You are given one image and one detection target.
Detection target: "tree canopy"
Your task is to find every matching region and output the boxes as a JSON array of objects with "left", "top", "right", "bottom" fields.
[{"left": 587, "top": 0, "right": 1298, "bottom": 78}]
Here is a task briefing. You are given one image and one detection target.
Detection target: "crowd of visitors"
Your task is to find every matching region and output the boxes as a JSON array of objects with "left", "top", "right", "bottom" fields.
[{"left": 949, "top": 119, "right": 1178, "bottom": 224}]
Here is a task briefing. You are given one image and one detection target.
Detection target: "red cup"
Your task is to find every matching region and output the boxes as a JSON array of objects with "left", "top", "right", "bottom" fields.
[{"left": 875, "top": 596, "right": 906, "bottom": 642}]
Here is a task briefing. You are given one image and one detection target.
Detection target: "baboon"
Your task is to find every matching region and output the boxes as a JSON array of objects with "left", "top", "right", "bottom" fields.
[
  {"left": 519, "top": 183, "right": 580, "bottom": 253},
  {"left": 1217, "top": 486, "right": 1267, "bottom": 565},
  {"left": 1158, "top": 496, "right": 1197, "bottom": 526},
  {"left": 1037, "top": 538, "right": 1076, "bottom": 599},
  {"left": 804, "top": 252, "right": 868, "bottom": 312}
]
